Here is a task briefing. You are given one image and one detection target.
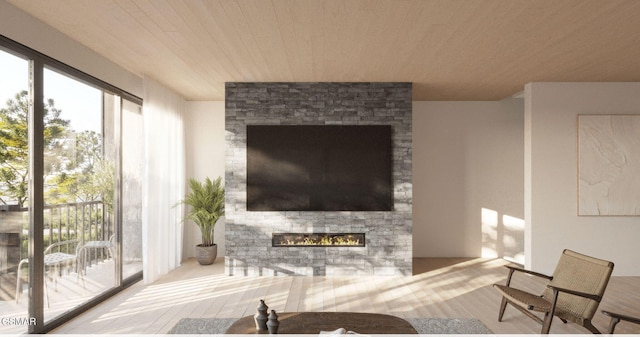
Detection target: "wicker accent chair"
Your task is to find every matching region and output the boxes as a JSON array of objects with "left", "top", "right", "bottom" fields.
[{"left": 493, "top": 249, "right": 614, "bottom": 334}]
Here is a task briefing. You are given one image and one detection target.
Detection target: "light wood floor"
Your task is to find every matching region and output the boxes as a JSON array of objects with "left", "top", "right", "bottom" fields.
[{"left": 51, "top": 257, "right": 640, "bottom": 334}]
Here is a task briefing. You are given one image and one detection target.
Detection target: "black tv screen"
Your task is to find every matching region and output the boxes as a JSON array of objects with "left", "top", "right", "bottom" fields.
[{"left": 247, "top": 125, "right": 393, "bottom": 211}]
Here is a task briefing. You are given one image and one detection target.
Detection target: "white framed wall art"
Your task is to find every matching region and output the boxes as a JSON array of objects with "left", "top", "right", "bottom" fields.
[{"left": 578, "top": 114, "right": 640, "bottom": 216}]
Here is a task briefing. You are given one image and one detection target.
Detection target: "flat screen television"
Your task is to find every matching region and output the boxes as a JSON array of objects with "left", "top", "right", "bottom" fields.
[{"left": 247, "top": 125, "right": 393, "bottom": 211}]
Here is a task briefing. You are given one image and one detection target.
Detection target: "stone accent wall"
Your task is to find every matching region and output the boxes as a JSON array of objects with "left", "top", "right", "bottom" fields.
[{"left": 225, "top": 82, "right": 412, "bottom": 276}]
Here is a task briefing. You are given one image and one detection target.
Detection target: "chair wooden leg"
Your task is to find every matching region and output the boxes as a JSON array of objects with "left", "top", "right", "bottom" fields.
[
  {"left": 583, "top": 320, "right": 601, "bottom": 334},
  {"left": 541, "top": 288, "right": 560, "bottom": 334},
  {"left": 607, "top": 317, "right": 621, "bottom": 334},
  {"left": 498, "top": 297, "right": 508, "bottom": 322},
  {"left": 541, "top": 312, "right": 553, "bottom": 334},
  {"left": 498, "top": 268, "right": 515, "bottom": 322}
]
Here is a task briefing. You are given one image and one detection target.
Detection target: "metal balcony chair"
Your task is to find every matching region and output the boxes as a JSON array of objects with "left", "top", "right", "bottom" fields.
[
  {"left": 78, "top": 234, "right": 115, "bottom": 274},
  {"left": 493, "top": 249, "right": 614, "bottom": 334},
  {"left": 15, "top": 239, "right": 85, "bottom": 307}
]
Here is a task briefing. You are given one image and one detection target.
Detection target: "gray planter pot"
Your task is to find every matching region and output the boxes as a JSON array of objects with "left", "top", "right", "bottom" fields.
[{"left": 196, "top": 243, "right": 217, "bottom": 265}]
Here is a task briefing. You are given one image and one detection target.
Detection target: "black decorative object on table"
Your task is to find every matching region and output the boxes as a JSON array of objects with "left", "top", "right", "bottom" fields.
[
  {"left": 267, "top": 310, "right": 279, "bottom": 334},
  {"left": 254, "top": 299, "right": 268, "bottom": 331}
]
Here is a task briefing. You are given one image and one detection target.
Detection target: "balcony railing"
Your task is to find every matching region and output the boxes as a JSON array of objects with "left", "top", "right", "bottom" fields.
[{"left": 1, "top": 200, "right": 113, "bottom": 270}]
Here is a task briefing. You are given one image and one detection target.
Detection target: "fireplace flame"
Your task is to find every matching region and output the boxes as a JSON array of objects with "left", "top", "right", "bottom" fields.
[{"left": 273, "top": 233, "right": 365, "bottom": 247}]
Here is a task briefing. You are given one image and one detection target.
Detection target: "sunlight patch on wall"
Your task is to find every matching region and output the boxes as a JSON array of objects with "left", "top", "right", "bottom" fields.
[
  {"left": 481, "top": 208, "right": 499, "bottom": 258},
  {"left": 481, "top": 208, "right": 525, "bottom": 264},
  {"left": 503, "top": 214, "right": 525, "bottom": 264}
]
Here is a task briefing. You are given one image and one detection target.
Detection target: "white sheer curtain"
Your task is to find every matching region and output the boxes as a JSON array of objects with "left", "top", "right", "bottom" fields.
[{"left": 142, "top": 76, "right": 186, "bottom": 284}]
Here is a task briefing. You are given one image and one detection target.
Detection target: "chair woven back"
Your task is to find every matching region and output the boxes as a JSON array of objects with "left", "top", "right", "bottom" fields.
[{"left": 542, "top": 250, "right": 614, "bottom": 324}]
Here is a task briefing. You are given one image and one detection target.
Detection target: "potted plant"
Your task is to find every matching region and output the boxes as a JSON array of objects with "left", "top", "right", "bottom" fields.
[{"left": 179, "top": 176, "right": 225, "bottom": 265}]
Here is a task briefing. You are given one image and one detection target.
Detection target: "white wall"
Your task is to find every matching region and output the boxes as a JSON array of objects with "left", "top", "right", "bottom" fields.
[
  {"left": 0, "top": 0, "right": 142, "bottom": 98},
  {"left": 413, "top": 99, "right": 525, "bottom": 261},
  {"left": 526, "top": 82, "right": 640, "bottom": 276},
  {"left": 183, "top": 101, "right": 226, "bottom": 259},
  {"left": 185, "top": 100, "right": 526, "bottom": 263}
]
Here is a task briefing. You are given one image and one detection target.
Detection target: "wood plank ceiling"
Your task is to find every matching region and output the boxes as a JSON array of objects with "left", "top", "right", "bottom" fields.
[{"left": 6, "top": 0, "right": 640, "bottom": 101}]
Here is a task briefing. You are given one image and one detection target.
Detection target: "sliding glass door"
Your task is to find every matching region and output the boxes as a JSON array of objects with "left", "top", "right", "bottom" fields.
[
  {"left": 41, "top": 68, "right": 117, "bottom": 322},
  {"left": 0, "top": 37, "right": 143, "bottom": 333},
  {"left": 0, "top": 48, "right": 31, "bottom": 335}
]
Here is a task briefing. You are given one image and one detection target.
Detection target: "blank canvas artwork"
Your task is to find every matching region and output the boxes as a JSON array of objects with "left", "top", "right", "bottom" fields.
[{"left": 578, "top": 115, "right": 640, "bottom": 216}]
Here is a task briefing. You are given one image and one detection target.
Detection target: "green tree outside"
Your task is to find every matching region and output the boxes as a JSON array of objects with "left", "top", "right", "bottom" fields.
[
  {"left": 0, "top": 90, "right": 69, "bottom": 208},
  {"left": 0, "top": 90, "right": 111, "bottom": 208}
]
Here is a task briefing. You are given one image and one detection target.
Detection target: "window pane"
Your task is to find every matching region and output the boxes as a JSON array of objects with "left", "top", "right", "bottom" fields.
[
  {"left": 0, "top": 49, "right": 30, "bottom": 334},
  {"left": 122, "top": 99, "right": 142, "bottom": 279},
  {"left": 42, "top": 68, "right": 115, "bottom": 322}
]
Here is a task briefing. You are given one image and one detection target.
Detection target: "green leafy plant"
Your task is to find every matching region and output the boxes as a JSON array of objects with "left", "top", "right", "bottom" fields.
[{"left": 179, "top": 177, "right": 224, "bottom": 247}]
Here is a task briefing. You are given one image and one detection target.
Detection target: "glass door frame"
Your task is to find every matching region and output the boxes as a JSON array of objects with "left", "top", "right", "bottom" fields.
[{"left": 1, "top": 35, "right": 143, "bottom": 334}]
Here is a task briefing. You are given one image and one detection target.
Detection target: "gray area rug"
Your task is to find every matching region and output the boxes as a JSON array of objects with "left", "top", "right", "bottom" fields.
[
  {"left": 406, "top": 317, "right": 492, "bottom": 334},
  {"left": 168, "top": 317, "right": 492, "bottom": 334},
  {"left": 168, "top": 318, "right": 237, "bottom": 334}
]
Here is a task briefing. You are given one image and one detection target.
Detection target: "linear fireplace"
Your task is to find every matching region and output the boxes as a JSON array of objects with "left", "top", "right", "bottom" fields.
[{"left": 272, "top": 233, "right": 365, "bottom": 247}]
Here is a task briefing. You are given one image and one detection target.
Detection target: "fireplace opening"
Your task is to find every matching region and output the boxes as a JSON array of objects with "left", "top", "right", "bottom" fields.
[{"left": 272, "top": 233, "right": 365, "bottom": 247}]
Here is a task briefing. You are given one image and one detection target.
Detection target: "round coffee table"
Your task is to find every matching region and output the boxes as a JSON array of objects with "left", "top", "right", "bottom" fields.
[{"left": 225, "top": 312, "right": 418, "bottom": 334}]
